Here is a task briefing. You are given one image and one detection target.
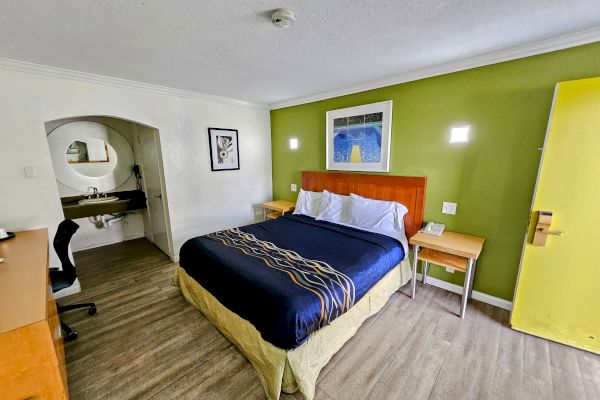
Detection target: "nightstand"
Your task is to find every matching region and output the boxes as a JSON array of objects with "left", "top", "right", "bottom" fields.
[
  {"left": 409, "top": 230, "right": 485, "bottom": 318},
  {"left": 261, "top": 200, "right": 296, "bottom": 220}
]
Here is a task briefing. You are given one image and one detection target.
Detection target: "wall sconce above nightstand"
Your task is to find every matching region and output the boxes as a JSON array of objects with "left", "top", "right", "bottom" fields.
[{"left": 450, "top": 125, "right": 470, "bottom": 144}]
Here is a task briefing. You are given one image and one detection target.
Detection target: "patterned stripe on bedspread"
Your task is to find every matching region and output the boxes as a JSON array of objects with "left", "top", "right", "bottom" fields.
[{"left": 208, "top": 228, "right": 356, "bottom": 328}]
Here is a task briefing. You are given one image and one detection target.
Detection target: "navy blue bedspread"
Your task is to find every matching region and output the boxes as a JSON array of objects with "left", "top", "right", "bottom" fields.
[{"left": 179, "top": 214, "right": 404, "bottom": 349}]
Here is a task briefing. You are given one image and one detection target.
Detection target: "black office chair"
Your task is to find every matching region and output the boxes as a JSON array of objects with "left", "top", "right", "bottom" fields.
[{"left": 50, "top": 219, "right": 97, "bottom": 341}]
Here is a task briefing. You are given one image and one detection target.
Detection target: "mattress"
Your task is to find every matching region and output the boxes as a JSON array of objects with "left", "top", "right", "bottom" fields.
[
  {"left": 178, "top": 214, "right": 405, "bottom": 349},
  {"left": 173, "top": 260, "right": 412, "bottom": 399}
]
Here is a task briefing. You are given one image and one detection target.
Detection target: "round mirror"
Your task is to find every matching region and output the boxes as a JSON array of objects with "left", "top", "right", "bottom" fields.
[
  {"left": 47, "top": 121, "right": 135, "bottom": 192},
  {"left": 67, "top": 138, "right": 119, "bottom": 177}
]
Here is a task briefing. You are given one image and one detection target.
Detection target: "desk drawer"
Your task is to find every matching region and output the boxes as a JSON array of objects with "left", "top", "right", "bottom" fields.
[
  {"left": 0, "top": 321, "right": 68, "bottom": 400},
  {"left": 47, "top": 285, "right": 67, "bottom": 393}
]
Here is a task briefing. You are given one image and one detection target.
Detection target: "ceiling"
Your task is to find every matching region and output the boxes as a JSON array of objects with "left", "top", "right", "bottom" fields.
[{"left": 1, "top": 0, "right": 599, "bottom": 105}]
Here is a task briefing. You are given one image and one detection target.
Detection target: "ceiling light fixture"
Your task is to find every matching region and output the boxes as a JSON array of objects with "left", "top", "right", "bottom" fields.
[{"left": 272, "top": 8, "right": 295, "bottom": 28}]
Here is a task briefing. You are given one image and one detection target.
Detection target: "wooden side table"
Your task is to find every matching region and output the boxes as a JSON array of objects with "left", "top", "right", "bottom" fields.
[
  {"left": 261, "top": 200, "right": 296, "bottom": 220},
  {"left": 409, "top": 231, "right": 485, "bottom": 318}
]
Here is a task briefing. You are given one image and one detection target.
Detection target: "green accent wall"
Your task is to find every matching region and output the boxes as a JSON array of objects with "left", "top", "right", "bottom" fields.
[{"left": 270, "top": 42, "right": 600, "bottom": 301}]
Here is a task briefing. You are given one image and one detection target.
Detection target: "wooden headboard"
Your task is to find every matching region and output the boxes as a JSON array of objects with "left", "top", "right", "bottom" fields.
[{"left": 302, "top": 171, "right": 427, "bottom": 239}]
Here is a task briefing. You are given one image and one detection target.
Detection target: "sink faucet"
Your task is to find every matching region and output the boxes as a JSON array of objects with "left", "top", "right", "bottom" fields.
[{"left": 89, "top": 187, "right": 99, "bottom": 198}]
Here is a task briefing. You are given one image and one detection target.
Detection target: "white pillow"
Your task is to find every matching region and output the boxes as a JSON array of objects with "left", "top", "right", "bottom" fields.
[
  {"left": 315, "top": 190, "right": 351, "bottom": 223},
  {"left": 347, "top": 193, "right": 408, "bottom": 234},
  {"left": 292, "top": 189, "right": 323, "bottom": 217}
]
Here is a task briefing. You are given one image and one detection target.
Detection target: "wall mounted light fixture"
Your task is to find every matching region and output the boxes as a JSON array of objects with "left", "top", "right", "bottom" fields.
[
  {"left": 450, "top": 125, "right": 470, "bottom": 144},
  {"left": 289, "top": 137, "right": 299, "bottom": 149}
]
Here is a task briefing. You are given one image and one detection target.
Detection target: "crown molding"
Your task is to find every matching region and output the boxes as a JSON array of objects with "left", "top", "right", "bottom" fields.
[
  {"left": 2, "top": 26, "right": 598, "bottom": 111},
  {"left": 0, "top": 57, "right": 269, "bottom": 110},
  {"left": 270, "top": 27, "right": 600, "bottom": 110}
]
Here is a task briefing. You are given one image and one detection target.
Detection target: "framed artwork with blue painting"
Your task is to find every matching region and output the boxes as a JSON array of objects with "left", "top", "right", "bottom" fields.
[{"left": 326, "top": 101, "right": 392, "bottom": 172}]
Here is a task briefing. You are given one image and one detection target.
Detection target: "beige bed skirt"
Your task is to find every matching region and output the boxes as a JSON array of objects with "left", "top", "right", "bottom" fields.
[{"left": 172, "top": 259, "right": 412, "bottom": 400}]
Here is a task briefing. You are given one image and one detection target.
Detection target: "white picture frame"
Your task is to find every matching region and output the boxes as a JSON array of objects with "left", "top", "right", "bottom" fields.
[{"left": 326, "top": 100, "right": 393, "bottom": 172}]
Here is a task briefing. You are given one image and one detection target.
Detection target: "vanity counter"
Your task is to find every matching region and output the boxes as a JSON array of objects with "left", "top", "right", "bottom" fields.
[{"left": 61, "top": 190, "right": 147, "bottom": 219}]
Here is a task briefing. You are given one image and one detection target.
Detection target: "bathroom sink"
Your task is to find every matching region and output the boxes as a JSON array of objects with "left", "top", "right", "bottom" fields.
[
  {"left": 78, "top": 196, "right": 119, "bottom": 205},
  {"left": 61, "top": 190, "right": 145, "bottom": 219}
]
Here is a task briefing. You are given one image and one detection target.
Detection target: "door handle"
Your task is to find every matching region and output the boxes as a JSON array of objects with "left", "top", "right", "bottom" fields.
[
  {"left": 532, "top": 211, "right": 563, "bottom": 246},
  {"left": 537, "top": 228, "right": 563, "bottom": 236},
  {"left": 154, "top": 194, "right": 162, "bottom": 199}
]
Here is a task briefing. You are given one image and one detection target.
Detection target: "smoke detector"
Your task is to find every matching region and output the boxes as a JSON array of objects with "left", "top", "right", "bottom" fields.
[{"left": 272, "top": 8, "right": 295, "bottom": 28}]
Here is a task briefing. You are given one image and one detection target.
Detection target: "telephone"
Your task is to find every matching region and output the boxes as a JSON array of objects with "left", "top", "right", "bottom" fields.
[{"left": 421, "top": 222, "right": 445, "bottom": 236}]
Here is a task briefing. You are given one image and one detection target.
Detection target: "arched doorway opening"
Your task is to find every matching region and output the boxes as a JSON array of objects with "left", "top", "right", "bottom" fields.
[{"left": 44, "top": 115, "right": 173, "bottom": 258}]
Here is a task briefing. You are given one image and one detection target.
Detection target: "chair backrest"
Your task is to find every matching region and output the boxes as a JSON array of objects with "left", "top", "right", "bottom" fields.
[{"left": 53, "top": 219, "right": 80, "bottom": 283}]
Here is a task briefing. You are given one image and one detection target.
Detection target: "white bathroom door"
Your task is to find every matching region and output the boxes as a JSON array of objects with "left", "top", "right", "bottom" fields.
[{"left": 140, "top": 129, "right": 171, "bottom": 256}]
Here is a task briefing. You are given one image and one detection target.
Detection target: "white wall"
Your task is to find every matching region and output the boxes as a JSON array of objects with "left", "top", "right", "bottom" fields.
[
  {"left": 70, "top": 213, "right": 146, "bottom": 252},
  {"left": 0, "top": 67, "right": 272, "bottom": 267}
]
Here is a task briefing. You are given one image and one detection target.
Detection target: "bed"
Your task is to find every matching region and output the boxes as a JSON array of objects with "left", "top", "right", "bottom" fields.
[{"left": 173, "top": 171, "right": 426, "bottom": 399}]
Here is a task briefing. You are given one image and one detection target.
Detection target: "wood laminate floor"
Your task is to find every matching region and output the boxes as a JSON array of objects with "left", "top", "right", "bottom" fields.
[{"left": 62, "top": 238, "right": 600, "bottom": 400}]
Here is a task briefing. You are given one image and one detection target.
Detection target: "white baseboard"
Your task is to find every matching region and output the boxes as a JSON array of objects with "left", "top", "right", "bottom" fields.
[{"left": 416, "top": 273, "right": 513, "bottom": 311}]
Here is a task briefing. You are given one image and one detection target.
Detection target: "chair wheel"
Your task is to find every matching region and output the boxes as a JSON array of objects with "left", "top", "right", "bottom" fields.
[
  {"left": 65, "top": 330, "right": 78, "bottom": 341},
  {"left": 88, "top": 306, "right": 97, "bottom": 315}
]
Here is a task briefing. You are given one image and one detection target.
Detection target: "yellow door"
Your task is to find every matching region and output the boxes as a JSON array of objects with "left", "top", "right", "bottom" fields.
[{"left": 511, "top": 77, "right": 600, "bottom": 354}]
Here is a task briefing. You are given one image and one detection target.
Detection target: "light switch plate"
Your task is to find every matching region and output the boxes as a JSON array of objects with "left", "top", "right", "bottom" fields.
[
  {"left": 291, "top": 184, "right": 297, "bottom": 192},
  {"left": 24, "top": 166, "right": 38, "bottom": 179},
  {"left": 445, "top": 268, "right": 455, "bottom": 274},
  {"left": 442, "top": 201, "right": 457, "bottom": 215}
]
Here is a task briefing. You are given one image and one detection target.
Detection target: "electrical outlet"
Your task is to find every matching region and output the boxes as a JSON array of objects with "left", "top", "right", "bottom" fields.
[
  {"left": 442, "top": 201, "right": 457, "bottom": 215},
  {"left": 445, "top": 268, "right": 455, "bottom": 274},
  {"left": 291, "top": 183, "right": 297, "bottom": 192}
]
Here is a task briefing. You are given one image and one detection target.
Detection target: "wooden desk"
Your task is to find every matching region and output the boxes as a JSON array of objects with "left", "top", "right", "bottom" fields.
[
  {"left": 0, "top": 229, "right": 68, "bottom": 400},
  {"left": 261, "top": 200, "right": 296, "bottom": 220},
  {"left": 409, "top": 230, "right": 485, "bottom": 318}
]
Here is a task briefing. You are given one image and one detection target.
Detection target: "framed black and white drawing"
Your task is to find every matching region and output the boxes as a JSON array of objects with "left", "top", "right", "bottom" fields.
[
  {"left": 208, "top": 128, "right": 240, "bottom": 171},
  {"left": 326, "top": 100, "right": 393, "bottom": 172}
]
